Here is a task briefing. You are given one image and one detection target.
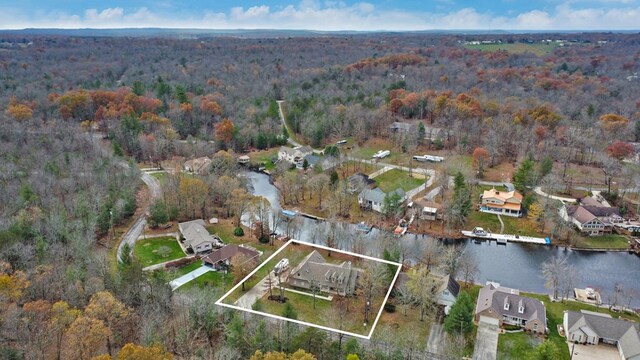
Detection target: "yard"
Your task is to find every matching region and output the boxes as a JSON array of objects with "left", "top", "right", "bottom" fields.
[
  {"left": 178, "top": 270, "right": 233, "bottom": 292},
  {"left": 464, "top": 42, "right": 558, "bottom": 56},
  {"left": 497, "top": 331, "right": 544, "bottom": 360},
  {"left": 259, "top": 290, "right": 334, "bottom": 325},
  {"left": 222, "top": 242, "right": 399, "bottom": 336},
  {"left": 133, "top": 236, "right": 185, "bottom": 266},
  {"left": 374, "top": 169, "right": 425, "bottom": 193},
  {"left": 247, "top": 148, "right": 279, "bottom": 170},
  {"left": 572, "top": 234, "right": 629, "bottom": 250}
]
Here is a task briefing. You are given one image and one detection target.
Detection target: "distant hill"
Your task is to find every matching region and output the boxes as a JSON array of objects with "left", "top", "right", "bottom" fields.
[{"left": 2, "top": 28, "right": 633, "bottom": 38}]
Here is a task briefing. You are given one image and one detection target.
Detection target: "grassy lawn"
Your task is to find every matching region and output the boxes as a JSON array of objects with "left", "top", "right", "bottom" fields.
[
  {"left": 374, "top": 169, "right": 425, "bottom": 193},
  {"left": 259, "top": 290, "right": 333, "bottom": 324},
  {"left": 248, "top": 148, "right": 279, "bottom": 170},
  {"left": 464, "top": 42, "right": 558, "bottom": 56},
  {"left": 150, "top": 172, "right": 166, "bottom": 180},
  {"left": 178, "top": 270, "right": 233, "bottom": 292},
  {"left": 206, "top": 219, "right": 276, "bottom": 256},
  {"left": 498, "top": 331, "right": 544, "bottom": 360},
  {"left": 133, "top": 236, "right": 185, "bottom": 266},
  {"left": 573, "top": 234, "right": 629, "bottom": 250},
  {"left": 167, "top": 261, "right": 202, "bottom": 278}
]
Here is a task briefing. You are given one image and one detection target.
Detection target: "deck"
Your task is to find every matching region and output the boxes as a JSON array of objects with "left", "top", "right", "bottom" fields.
[{"left": 461, "top": 230, "right": 550, "bottom": 245}]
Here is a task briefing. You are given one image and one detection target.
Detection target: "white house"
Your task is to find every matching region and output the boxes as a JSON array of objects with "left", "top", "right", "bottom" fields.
[{"left": 278, "top": 146, "right": 313, "bottom": 166}]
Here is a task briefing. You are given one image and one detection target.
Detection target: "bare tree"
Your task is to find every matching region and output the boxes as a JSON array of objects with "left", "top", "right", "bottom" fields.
[
  {"left": 458, "top": 250, "right": 480, "bottom": 288},
  {"left": 541, "top": 254, "right": 568, "bottom": 300}
]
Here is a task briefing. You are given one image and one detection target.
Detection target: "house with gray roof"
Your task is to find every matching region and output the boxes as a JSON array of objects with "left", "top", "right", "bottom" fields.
[
  {"left": 178, "top": 219, "right": 224, "bottom": 254},
  {"left": 288, "top": 250, "right": 361, "bottom": 296},
  {"left": 560, "top": 204, "right": 623, "bottom": 236},
  {"left": 564, "top": 310, "right": 640, "bottom": 360},
  {"left": 358, "top": 187, "right": 406, "bottom": 213},
  {"left": 474, "top": 282, "right": 547, "bottom": 334}
]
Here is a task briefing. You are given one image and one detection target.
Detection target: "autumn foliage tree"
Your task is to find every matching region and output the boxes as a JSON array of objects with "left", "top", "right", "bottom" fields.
[
  {"left": 215, "top": 118, "right": 235, "bottom": 146},
  {"left": 116, "top": 343, "right": 173, "bottom": 360},
  {"left": 5, "top": 103, "right": 33, "bottom": 121},
  {"left": 606, "top": 141, "right": 635, "bottom": 160},
  {"left": 472, "top": 147, "right": 490, "bottom": 178},
  {"left": 600, "top": 113, "right": 630, "bottom": 132}
]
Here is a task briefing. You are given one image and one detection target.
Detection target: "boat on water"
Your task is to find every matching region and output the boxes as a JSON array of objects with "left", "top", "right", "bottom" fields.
[
  {"left": 282, "top": 209, "right": 298, "bottom": 218},
  {"left": 356, "top": 222, "right": 373, "bottom": 233}
]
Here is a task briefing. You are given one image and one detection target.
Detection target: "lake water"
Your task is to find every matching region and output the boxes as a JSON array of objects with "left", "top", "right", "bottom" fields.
[{"left": 244, "top": 171, "right": 640, "bottom": 308}]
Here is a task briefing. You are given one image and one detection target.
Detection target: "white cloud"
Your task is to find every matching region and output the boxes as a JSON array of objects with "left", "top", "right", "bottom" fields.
[{"left": 0, "top": 1, "right": 639, "bottom": 30}]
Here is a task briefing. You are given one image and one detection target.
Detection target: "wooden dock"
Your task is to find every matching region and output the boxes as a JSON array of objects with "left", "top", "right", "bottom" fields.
[{"left": 461, "top": 230, "right": 550, "bottom": 245}]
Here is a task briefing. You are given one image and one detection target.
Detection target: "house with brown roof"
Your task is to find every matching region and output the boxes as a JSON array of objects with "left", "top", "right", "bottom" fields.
[
  {"left": 480, "top": 188, "right": 523, "bottom": 217},
  {"left": 288, "top": 250, "right": 361, "bottom": 296},
  {"left": 560, "top": 204, "right": 623, "bottom": 236},
  {"left": 184, "top": 156, "right": 212, "bottom": 175},
  {"left": 202, "top": 244, "right": 261, "bottom": 270},
  {"left": 564, "top": 310, "right": 640, "bottom": 360},
  {"left": 474, "top": 282, "right": 547, "bottom": 334}
]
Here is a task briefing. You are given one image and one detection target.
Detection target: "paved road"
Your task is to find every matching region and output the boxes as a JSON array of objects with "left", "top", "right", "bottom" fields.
[
  {"left": 116, "top": 170, "right": 162, "bottom": 262},
  {"left": 472, "top": 322, "right": 499, "bottom": 360},
  {"left": 426, "top": 322, "right": 445, "bottom": 355},
  {"left": 169, "top": 265, "right": 213, "bottom": 291}
]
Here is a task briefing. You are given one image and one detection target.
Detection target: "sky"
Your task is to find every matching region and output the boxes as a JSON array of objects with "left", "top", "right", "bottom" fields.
[{"left": 1, "top": 0, "right": 639, "bottom": 31}]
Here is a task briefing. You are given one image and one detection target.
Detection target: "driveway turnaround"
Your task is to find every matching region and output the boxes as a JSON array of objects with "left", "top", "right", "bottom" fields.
[
  {"left": 567, "top": 342, "right": 620, "bottom": 360},
  {"left": 235, "top": 270, "right": 283, "bottom": 309},
  {"left": 472, "top": 322, "right": 499, "bottom": 360},
  {"left": 169, "top": 266, "right": 212, "bottom": 291}
]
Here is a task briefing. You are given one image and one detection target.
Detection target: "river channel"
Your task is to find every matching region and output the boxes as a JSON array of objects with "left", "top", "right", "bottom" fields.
[{"left": 244, "top": 171, "right": 640, "bottom": 308}]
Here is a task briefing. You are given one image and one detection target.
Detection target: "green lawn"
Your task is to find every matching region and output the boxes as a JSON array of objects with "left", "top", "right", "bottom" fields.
[
  {"left": 374, "top": 169, "right": 425, "bottom": 193},
  {"left": 167, "top": 261, "right": 202, "bottom": 278},
  {"left": 573, "top": 234, "right": 629, "bottom": 250},
  {"left": 498, "top": 331, "right": 544, "bottom": 360},
  {"left": 133, "top": 236, "right": 185, "bottom": 266},
  {"left": 150, "top": 172, "right": 166, "bottom": 180},
  {"left": 259, "top": 290, "right": 333, "bottom": 324},
  {"left": 178, "top": 270, "right": 233, "bottom": 292},
  {"left": 464, "top": 42, "right": 558, "bottom": 56}
]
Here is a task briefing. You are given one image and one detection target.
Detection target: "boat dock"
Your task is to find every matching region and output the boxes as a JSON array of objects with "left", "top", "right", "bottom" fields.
[{"left": 461, "top": 230, "right": 550, "bottom": 245}]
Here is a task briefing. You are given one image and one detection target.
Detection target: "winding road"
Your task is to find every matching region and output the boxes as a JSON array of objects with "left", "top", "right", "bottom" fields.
[{"left": 116, "top": 171, "right": 162, "bottom": 262}]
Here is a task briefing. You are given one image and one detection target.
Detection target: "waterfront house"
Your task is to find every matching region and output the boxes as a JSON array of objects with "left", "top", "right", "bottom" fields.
[
  {"left": 278, "top": 146, "right": 313, "bottom": 166},
  {"left": 358, "top": 187, "right": 406, "bottom": 213},
  {"left": 393, "top": 272, "right": 460, "bottom": 315},
  {"left": 288, "top": 250, "right": 361, "bottom": 296},
  {"left": 178, "top": 219, "right": 223, "bottom": 254},
  {"left": 184, "top": 156, "right": 212, "bottom": 175},
  {"left": 559, "top": 204, "right": 622, "bottom": 236},
  {"left": 480, "top": 188, "right": 523, "bottom": 217},
  {"left": 474, "top": 282, "right": 547, "bottom": 334},
  {"left": 564, "top": 310, "right": 640, "bottom": 359}
]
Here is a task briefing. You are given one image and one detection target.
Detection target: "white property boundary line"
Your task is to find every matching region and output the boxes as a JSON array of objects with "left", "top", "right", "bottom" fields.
[{"left": 215, "top": 239, "right": 402, "bottom": 340}]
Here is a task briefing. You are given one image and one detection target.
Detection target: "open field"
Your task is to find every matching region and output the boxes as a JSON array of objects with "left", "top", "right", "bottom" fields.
[
  {"left": 375, "top": 168, "right": 425, "bottom": 193},
  {"left": 133, "top": 236, "right": 184, "bottom": 266},
  {"left": 464, "top": 42, "right": 558, "bottom": 56},
  {"left": 248, "top": 148, "right": 279, "bottom": 170}
]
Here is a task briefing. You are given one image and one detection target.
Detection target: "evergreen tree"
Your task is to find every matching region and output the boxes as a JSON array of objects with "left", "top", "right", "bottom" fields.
[
  {"left": 149, "top": 200, "right": 168, "bottom": 228},
  {"left": 282, "top": 302, "right": 297, "bottom": 319},
  {"left": 513, "top": 157, "right": 535, "bottom": 193},
  {"left": 302, "top": 158, "right": 309, "bottom": 170},
  {"left": 533, "top": 340, "right": 559, "bottom": 360},
  {"left": 382, "top": 192, "right": 403, "bottom": 218},
  {"left": 329, "top": 170, "right": 339, "bottom": 187},
  {"left": 444, "top": 292, "right": 474, "bottom": 335},
  {"left": 538, "top": 156, "right": 553, "bottom": 179},
  {"left": 417, "top": 121, "right": 426, "bottom": 144}
]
